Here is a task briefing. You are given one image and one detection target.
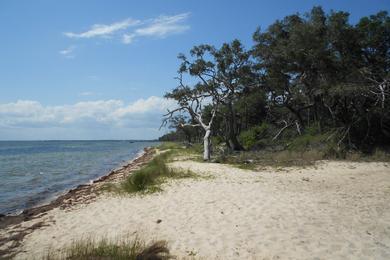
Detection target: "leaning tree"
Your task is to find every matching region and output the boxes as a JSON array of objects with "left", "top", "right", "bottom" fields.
[
  {"left": 169, "top": 41, "right": 254, "bottom": 151},
  {"left": 162, "top": 73, "right": 219, "bottom": 160}
]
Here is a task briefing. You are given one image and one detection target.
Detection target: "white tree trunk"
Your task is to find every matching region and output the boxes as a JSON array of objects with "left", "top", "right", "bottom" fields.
[{"left": 203, "top": 128, "right": 211, "bottom": 161}]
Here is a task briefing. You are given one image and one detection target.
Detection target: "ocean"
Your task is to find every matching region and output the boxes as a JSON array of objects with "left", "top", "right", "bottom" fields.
[{"left": 0, "top": 140, "right": 158, "bottom": 215}]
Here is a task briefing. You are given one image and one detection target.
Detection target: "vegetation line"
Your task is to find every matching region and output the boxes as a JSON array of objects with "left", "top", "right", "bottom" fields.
[{"left": 159, "top": 7, "right": 390, "bottom": 160}]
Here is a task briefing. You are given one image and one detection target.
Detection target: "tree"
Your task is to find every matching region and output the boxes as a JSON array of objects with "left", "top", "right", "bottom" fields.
[
  {"left": 252, "top": 7, "right": 390, "bottom": 148},
  {"left": 175, "top": 41, "right": 254, "bottom": 151},
  {"left": 162, "top": 74, "right": 218, "bottom": 160},
  {"left": 167, "top": 115, "right": 200, "bottom": 144},
  {"left": 356, "top": 11, "right": 390, "bottom": 142},
  {"left": 252, "top": 7, "right": 336, "bottom": 133},
  {"left": 161, "top": 7, "right": 390, "bottom": 153}
]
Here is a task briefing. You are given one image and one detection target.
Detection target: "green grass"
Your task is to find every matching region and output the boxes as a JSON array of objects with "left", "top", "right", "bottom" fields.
[
  {"left": 157, "top": 141, "right": 183, "bottom": 151},
  {"left": 117, "top": 149, "right": 198, "bottom": 194},
  {"left": 102, "top": 142, "right": 204, "bottom": 194},
  {"left": 157, "top": 142, "right": 203, "bottom": 161},
  {"left": 44, "top": 237, "right": 172, "bottom": 260}
]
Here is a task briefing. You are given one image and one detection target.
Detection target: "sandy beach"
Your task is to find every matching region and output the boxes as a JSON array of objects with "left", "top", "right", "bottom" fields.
[
  {"left": 2, "top": 1, "right": 390, "bottom": 259},
  {"left": 1, "top": 153, "right": 390, "bottom": 259}
]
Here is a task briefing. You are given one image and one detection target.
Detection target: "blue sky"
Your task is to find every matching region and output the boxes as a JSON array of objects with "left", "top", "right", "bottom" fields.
[{"left": 0, "top": 0, "right": 389, "bottom": 140}]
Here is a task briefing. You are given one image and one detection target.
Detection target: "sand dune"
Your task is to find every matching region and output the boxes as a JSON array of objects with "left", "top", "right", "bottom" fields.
[{"left": 1, "top": 160, "right": 390, "bottom": 259}]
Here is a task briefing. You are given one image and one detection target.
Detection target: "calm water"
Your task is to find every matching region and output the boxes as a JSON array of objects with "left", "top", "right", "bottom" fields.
[{"left": 0, "top": 140, "right": 158, "bottom": 215}]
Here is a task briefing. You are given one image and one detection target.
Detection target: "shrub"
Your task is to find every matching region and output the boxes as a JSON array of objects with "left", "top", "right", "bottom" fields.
[
  {"left": 211, "top": 136, "right": 224, "bottom": 145},
  {"left": 239, "top": 123, "right": 270, "bottom": 150}
]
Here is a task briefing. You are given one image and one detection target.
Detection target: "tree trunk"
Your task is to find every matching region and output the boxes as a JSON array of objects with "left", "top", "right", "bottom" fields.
[
  {"left": 286, "top": 105, "right": 305, "bottom": 130},
  {"left": 203, "top": 128, "right": 211, "bottom": 161},
  {"left": 226, "top": 102, "right": 244, "bottom": 151}
]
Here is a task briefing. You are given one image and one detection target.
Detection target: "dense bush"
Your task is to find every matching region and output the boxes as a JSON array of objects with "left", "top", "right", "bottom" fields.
[{"left": 239, "top": 123, "right": 270, "bottom": 150}]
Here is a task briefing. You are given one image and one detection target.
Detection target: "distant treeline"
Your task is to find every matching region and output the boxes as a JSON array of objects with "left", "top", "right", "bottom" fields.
[{"left": 160, "top": 7, "right": 389, "bottom": 156}]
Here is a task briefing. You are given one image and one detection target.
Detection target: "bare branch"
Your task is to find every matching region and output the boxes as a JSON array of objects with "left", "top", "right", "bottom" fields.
[{"left": 272, "top": 120, "right": 290, "bottom": 141}]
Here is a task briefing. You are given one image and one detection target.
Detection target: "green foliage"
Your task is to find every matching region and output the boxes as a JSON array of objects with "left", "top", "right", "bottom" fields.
[
  {"left": 157, "top": 142, "right": 182, "bottom": 151},
  {"left": 211, "top": 136, "right": 224, "bottom": 145},
  {"left": 187, "top": 143, "right": 203, "bottom": 154},
  {"left": 158, "top": 131, "right": 184, "bottom": 142},
  {"left": 252, "top": 7, "right": 390, "bottom": 149},
  {"left": 159, "top": 115, "right": 202, "bottom": 143},
  {"left": 45, "top": 237, "right": 171, "bottom": 260},
  {"left": 239, "top": 123, "right": 270, "bottom": 150},
  {"left": 287, "top": 131, "right": 328, "bottom": 151},
  {"left": 162, "top": 7, "right": 390, "bottom": 156}
]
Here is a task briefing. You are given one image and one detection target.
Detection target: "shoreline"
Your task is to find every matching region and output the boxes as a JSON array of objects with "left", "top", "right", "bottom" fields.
[
  {"left": 1, "top": 156, "right": 389, "bottom": 259},
  {"left": 0, "top": 147, "right": 155, "bottom": 230}
]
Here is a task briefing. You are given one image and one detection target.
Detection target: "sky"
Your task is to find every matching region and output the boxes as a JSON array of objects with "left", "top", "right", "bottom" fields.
[{"left": 0, "top": 0, "right": 389, "bottom": 140}]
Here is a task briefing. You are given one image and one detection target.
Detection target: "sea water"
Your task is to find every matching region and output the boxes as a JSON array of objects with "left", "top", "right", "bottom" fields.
[{"left": 0, "top": 140, "right": 158, "bottom": 215}]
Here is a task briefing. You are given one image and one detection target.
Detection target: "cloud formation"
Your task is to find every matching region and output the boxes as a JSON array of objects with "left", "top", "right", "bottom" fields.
[
  {"left": 137, "top": 13, "right": 190, "bottom": 37},
  {"left": 0, "top": 96, "right": 175, "bottom": 130},
  {"left": 64, "top": 13, "right": 190, "bottom": 44},
  {"left": 59, "top": 45, "right": 76, "bottom": 58},
  {"left": 122, "top": 12, "right": 190, "bottom": 44},
  {"left": 64, "top": 18, "right": 140, "bottom": 38}
]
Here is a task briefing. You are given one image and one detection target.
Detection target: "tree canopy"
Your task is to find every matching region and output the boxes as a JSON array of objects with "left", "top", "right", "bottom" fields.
[{"left": 161, "top": 7, "right": 390, "bottom": 158}]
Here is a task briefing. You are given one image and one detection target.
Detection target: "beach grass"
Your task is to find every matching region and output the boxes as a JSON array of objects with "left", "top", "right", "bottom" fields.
[
  {"left": 157, "top": 142, "right": 203, "bottom": 158},
  {"left": 44, "top": 236, "right": 171, "bottom": 260},
  {"left": 157, "top": 141, "right": 183, "bottom": 151},
  {"left": 105, "top": 143, "right": 197, "bottom": 194},
  {"left": 122, "top": 151, "right": 193, "bottom": 193}
]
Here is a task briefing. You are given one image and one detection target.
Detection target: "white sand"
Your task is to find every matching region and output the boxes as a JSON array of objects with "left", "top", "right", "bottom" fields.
[{"left": 2, "top": 160, "right": 390, "bottom": 259}]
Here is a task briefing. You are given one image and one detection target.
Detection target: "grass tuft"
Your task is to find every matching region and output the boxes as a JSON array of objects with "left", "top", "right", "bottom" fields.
[
  {"left": 119, "top": 149, "right": 198, "bottom": 194},
  {"left": 45, "top": 236, "right": 171, "bottom": 260}
]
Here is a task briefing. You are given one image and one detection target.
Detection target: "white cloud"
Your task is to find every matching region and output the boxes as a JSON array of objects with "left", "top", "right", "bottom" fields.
[
  {"left": 64, "top": 13, "right": 190, "bottom": 45},
  {"left": 114, "top": 96, "right": 176, "bottom": 116},
  {"left": 135, "top": 13, "right": 190, "bottom": 37},
  {"left": 59, "top": 45, "right": 76, "bottom": 58},
  {"left": 122, "top": 33, "right": 136, "bottom": 44},
  {"left": 64, "top": 18, "right": 141, "bottom": 39},
  {"left": 0, "top": 97, "right": 176, "bottom": 129},
  {"left": 122, "top": 13, "right": 190, "bottom": 44}
]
